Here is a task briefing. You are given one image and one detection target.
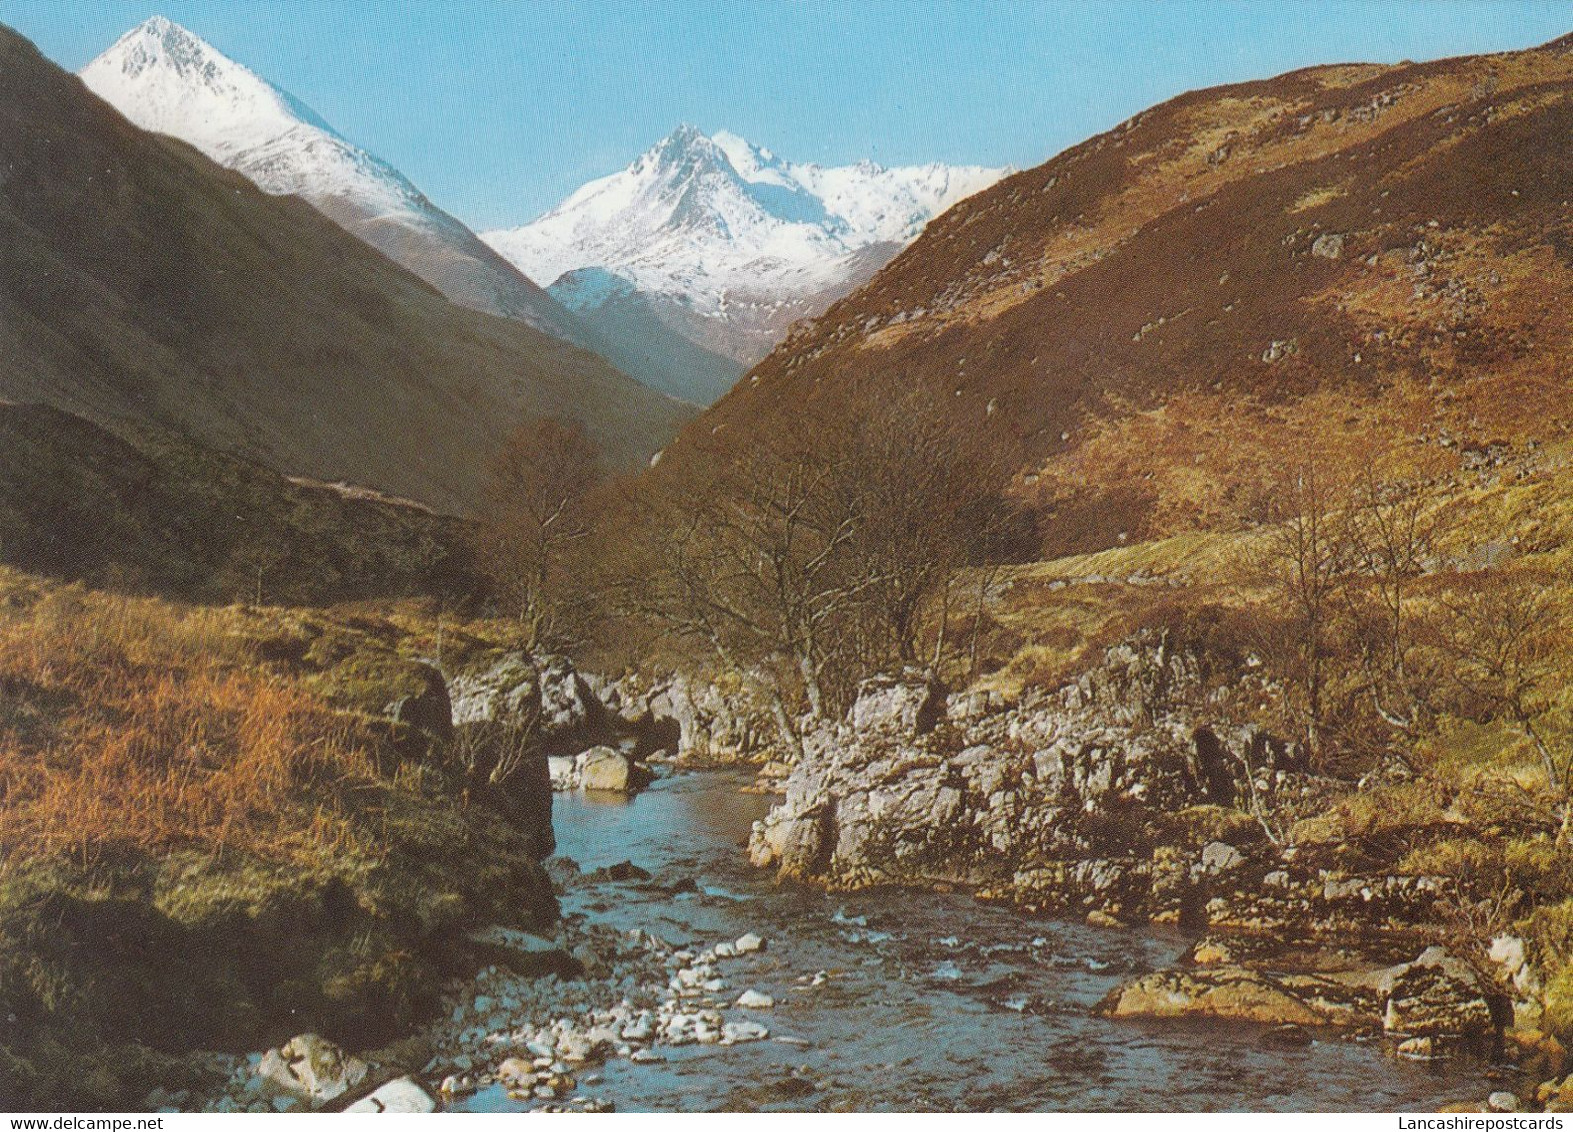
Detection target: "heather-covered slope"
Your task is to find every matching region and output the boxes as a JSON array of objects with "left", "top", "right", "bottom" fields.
[
  {"left": 0, "top": 402, "right": 478, "bottom": 605},
  {"left": 675, "top": 35, "right": 1573, "bottom": 550},
  {"left": 0, "top": 24, "right": 691, "bottom": 514}
]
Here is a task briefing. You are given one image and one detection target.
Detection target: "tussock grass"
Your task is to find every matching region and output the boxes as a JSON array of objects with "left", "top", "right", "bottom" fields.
[{"left": 0, "top": 577, "right": 383, "bottom": 866}]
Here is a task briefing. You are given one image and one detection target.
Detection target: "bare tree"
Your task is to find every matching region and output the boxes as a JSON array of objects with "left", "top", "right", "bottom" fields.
[
  {"left": 840, "top": 390, "right": 1024, "bottom": 672},
  {"left": 474, "top": 417, "right": 600, "bottom": 651},
  {"left": 617, "top": 436, "right": 875, "bottom": 756},
  {"left": 1349, "top": 465, "right": 1443, "bottom": 733},
  {"left": 1440, "top": 574, "right": 1565, "bottom": 796},
  {"left": 1249, "top": 463, "right": 1361, "bottom": 758}
]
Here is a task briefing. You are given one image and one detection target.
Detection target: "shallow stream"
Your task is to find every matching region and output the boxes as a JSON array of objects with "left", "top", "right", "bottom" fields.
[{"left": 470, "top": 771, "right": 1493, "bottom": 1112}]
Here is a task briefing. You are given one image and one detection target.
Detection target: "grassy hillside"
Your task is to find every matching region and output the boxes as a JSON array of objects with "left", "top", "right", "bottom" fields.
[
  {"left": 0, "top": 25, "right": 692, "bottom": 515},
  {"left": 670, "top": 33, "right": 1573, "bottom": 553}
]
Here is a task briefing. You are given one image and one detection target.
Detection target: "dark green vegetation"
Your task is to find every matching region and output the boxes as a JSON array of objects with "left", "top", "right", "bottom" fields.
[{"left": 0, "top": 575, "right": 554, "bottom": 1110}]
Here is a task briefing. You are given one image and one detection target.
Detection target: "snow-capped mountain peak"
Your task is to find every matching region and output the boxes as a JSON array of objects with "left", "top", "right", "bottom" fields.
[
  {"left": 481, "top": 125, "right": 1009, "bottom": 335},
  {"left": 82, "top": 17, "right": 420, "bottom": 214},
  {"left": 80, "top": 17, "right": 584, "bottom": 341}
]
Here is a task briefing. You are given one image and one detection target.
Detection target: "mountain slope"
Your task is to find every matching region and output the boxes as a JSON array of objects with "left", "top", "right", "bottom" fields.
[
  {"left": 79, "top": 16, "right": 587, "bottom": 344},
  {"left": 548, "top": 268, "right": 743, "bottom": 405},
  {"left": 0, "top": 402, "right": 475, "bottom": 605},
  {"left": 0, "top": 23, "right": 691, "bottom": 514},
  {"left": 669, "top": 35, "right": 1573, "bottom": 550},
  {"left": 483, "top": 126, "right": 1005, "bottom": 400}
]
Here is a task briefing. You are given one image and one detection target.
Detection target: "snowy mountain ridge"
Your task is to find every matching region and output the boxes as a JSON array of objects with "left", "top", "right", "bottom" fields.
[
  {"left": 481, "top": 125, "right": 1009, "bottom": 338},
  {"left": 80, "top": 17, "right": 584, "bottom": 342}
]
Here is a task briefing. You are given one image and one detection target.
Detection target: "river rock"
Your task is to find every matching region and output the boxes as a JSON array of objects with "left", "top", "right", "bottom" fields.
[
  {"left": 255, "top": 1034, "right": 367, "bottom": 1108},
  {"left": 579, "top": 747, "right": 633, "bottom": 792},
  {"left": 496, "top": 1058, "right": 535, "bottom": 1085},
  {"left": 723, "top": 1020, "right": 770, "bottom": 1043},
  {"left": 1379, "top": 947, "right": 1501, "bottom": 1040},
  {"left": 1098, "top": 968, "right": 1333, "bottom": 1027},
  {"left": 736, "top": 933, "right": 766, "bottom": 954},
  {"left": 736, "top": 989, "right": 775, "bottom": 1009},
  {"left": 344, "top": 1077, "right": 436, "bottom": 1114}
]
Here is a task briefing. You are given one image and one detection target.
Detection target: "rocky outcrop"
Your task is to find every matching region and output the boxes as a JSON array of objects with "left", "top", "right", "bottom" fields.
[
  {"left": 749, "top": 636, "right": 1304, "bottom": 904},
  {"left": 1380, "top": 946, "right": 1508, "bottom": 1042},
  {"left": 449, "top": 654, "right": 707, "bottom": 797},
  {"left": 599, "top": 671, "right": 774, "bottom": 763},
  {"left": 383, "top": 663, "right": 453, "bottom": 744},
  {"left": 448, "top": 653, "right": 541, "bottom": 729},
  {"left": 848, "top": 670, "right": 944, "bottom": 737}
]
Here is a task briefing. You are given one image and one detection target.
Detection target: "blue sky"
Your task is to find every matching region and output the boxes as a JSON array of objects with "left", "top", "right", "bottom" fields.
[{"left": 2, "top": 1, "right": 1570, "bottom": 230}]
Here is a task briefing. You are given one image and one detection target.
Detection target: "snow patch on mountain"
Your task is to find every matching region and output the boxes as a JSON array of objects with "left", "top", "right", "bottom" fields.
[{"left": 81, "top": 16, "right": 428, "bottom": 218}]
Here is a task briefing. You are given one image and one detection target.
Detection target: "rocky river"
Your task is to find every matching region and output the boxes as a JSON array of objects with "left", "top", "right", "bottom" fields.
[
  {"left": 438, "top": 771, "right": 1497, "bottom": 1113},
  {"left": 186, "top": 646, "right": 1539, "bottom": 1114}
]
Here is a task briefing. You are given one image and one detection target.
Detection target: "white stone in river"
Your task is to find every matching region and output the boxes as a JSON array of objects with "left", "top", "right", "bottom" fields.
[
  {"left": 722, "top": 1020, "right": 770, "bottom": 1042},
  {"left": 735, "top": 989, "right": 775, "bottom": 1009},
  {"left": 714, "top": 941, "right": 737, "bottom": 958},
  {"left": 735, "top": 933, "right": 766, "bottom": 953},
  {"left": 630, "top": 1049, "right": 665, "bottom": 1063},
  {"left": 343, "top": 1077, "right": 436, "bottom": 1114}
]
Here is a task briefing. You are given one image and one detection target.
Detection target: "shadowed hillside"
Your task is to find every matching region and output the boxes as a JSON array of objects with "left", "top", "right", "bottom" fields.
[
  {"left": 0, "top": 402, "right": 478, "bottom": 605},
  {"left": 0, "top": 25, "right": 692, "bottom": 515}
]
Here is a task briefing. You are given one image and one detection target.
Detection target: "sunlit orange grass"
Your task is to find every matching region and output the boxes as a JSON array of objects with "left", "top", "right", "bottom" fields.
[
  {"left": 1027, "top": 383, "right": 1452, "bottom": 536},
  {"left": 0, "top": 590, "right": 385, "bottom": 865}
]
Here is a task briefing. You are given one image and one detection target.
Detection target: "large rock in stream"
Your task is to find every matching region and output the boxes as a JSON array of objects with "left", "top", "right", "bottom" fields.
[{"left": 1099, "top": 945, "right": 1507, "bottom": 1049}]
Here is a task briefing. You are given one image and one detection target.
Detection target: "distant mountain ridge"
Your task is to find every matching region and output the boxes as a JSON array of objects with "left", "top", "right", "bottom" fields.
[
  {"left": 482, "top": 125, "right": 1007, "bottom": 400},
  {"left": 80, "top": 16, "right": 587, "bottom": 344},
  {"left": 1, "top": 21, "right": 690, "bottom": 514}
]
